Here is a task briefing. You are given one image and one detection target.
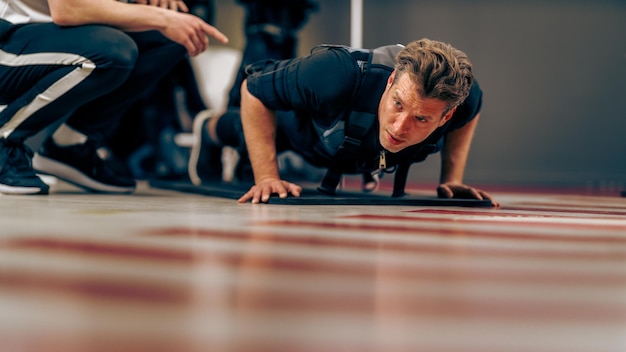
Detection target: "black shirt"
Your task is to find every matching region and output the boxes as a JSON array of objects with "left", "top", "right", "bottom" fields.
[{"left": 246, "top": 44, "right": 483, "bottom": 174}]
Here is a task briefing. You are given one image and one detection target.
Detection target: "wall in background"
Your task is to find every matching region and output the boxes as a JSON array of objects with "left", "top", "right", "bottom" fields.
[{"left": 213, "top": 0, "right": 626, "bottom": 190}]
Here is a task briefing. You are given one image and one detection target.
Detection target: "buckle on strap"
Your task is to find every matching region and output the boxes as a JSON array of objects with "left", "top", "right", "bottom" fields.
[
  {"left": 339, "top": 136, "right": 361, "bottom": 151},
  {"left": 318, "top": 169, "right": 342, "bottom": 195}
]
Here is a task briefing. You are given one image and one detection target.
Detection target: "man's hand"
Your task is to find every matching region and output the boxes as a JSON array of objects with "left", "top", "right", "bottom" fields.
[
  {"left": 161, "top": 11, "right": 228, "bottom": 56},
  {"left": 238, "top": 178, "right": 302, "bottom": 204},
  {"left": 437, "top": 182, "right": 500, "bottom": 207}
]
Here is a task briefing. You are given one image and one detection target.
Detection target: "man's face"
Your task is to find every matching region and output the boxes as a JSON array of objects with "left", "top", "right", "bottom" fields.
[{"left": 378, "top": 71, "right": 455, "bottom": 153}]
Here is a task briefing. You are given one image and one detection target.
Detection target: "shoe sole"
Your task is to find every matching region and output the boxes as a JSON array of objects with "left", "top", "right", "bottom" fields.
[
  {"left": 32, "top": 153, "right": 135, "bottom": 194},
  {"left": 0, "top": 183, "right": 48, "bottom": 195}
]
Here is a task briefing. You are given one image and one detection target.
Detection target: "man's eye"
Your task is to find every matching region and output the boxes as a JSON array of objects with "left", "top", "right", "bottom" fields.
[
  {"left": 394, "top": 100, "right": 402, "bottom": 108},
  {"left": 415, "top": 116, "right": 427, "bottom": 122}
]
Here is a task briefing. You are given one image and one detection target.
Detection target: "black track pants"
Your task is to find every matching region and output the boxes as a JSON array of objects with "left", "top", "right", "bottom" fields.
[{"left": 0, "top": 20, "right": 186, "bottom": 143}]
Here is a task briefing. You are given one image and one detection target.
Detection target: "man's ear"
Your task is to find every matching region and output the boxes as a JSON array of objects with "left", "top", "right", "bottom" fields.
[
  {"left": 386, "top": 70, "right": 396, "bottom": 88},
  {"left": 439, "top": 106, "right": 456, "bottom": 127}
]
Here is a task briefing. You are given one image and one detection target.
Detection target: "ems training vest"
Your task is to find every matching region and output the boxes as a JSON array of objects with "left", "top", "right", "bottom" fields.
[{"left": 318, "top": 44, "right": 442, "bottom": 197}]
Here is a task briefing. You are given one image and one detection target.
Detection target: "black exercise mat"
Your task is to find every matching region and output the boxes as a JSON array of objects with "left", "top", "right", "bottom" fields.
[{"left": 150, "top": 180, "right": 494, "bottom": 207}]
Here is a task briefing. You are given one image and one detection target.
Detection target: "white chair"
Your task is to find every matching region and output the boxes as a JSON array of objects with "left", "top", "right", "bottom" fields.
[
  {"left": 189, "top": 46, "right": 242, "bottom": 114},
  {"left": 175, "top": 46, "right": 242, "bottom": 183}
]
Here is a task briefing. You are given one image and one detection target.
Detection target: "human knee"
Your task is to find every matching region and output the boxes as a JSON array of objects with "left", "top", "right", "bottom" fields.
[
  {"left": 103, "top": 33, "right": 138, "bottom": 70},
  {"left": 81, "top": 26, "right": 138, "bottom": 71},
  {"left": 215, "top": 109, "right": 245, "bottom": 148}
]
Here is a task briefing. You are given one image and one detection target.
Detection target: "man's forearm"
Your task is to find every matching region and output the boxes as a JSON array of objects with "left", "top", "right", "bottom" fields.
[
  {"left": 440, "top": 114, "right": 480, "bottom": 184},
  {"left": 48, "top": 0, "right": 170, "bottom": 31},
  {"left": 240, "top": 80, "right": 281, "bottom": 183}
]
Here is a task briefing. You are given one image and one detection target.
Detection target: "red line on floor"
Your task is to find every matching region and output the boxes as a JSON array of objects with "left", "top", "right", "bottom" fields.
[
  {"left": 4, "top": 227, "right": 626, "bottom": 267},
  {"left": 412, "top": 207, "right": 626, "bottom": 217},
  {"left": 1, "top": 237, "right": 193, "bottom": 261},
  {"left": 143, "top": 227, "right": 626, "bottom": 261},
  {"left": 1, "top": 267, "right": 624, "bottom": 323},
  {"left": 261, "top": 219, "right": 626, "bottom": 244},
  {"left": 341, "top": 212, "right": 626, "bottom": 231},
  {"left": 2, "top": 234, "right": 626, "bottom": 286},
  {"left": 0, "top": 270, "right": 187, "bottom": 304}
]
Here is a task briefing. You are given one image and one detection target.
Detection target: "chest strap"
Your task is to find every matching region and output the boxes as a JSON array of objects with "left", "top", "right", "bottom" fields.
[{"left": 317, "top": 111, "right": 376, "bottom": 195}]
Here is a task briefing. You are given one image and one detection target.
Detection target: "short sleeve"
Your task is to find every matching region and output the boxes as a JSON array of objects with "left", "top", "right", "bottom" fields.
[
  {"left": 447, "top": 80, "right": 483, "bottom": 131},
  {"left": 245, "top": 47, "right": 360, "bottom": 119}
]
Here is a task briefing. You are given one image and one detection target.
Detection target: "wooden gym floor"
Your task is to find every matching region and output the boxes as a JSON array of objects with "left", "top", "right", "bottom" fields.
[{"left": 1, "top": 179, "right": 625, "bottom": 352}]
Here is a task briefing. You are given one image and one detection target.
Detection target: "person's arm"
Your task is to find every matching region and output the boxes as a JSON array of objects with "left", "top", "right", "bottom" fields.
[
  {"left": 47, "top": 0, "right": 228, "bottom": 56},
  {"left": 132, "top": 0, "right": 188, "bottom": 12},
  {"left": 437, "top": 113, "right": 500, "bottom": 206},
  {"left": 237, "top": 79, "right": 302, "bottom": 204}
]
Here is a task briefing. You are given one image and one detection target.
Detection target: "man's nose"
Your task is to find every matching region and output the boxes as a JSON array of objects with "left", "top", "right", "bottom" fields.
[{"left": 392, "top": 113, "right": 411, "bottom": 134}]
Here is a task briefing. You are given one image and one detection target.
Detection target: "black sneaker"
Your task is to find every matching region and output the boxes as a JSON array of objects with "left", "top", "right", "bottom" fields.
[
  {"left": 32, "top": 137, "right": 136, "bottom": 194},
  {"left": 188, "top": 111, "right": 223, "bottom": 185},
  {"left": 0, "top": 139, "right": 49, "bottom": 195}
]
